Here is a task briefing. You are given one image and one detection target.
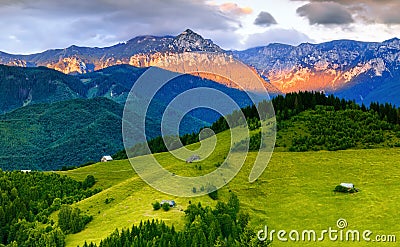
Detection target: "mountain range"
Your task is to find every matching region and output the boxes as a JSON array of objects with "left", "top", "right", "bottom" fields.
[
  {"left": 0, "top": 29, "right": 223, "bottom": 74},
  {"left": 234, "top": 38, "right": 400, "bottom": 105},
  {"left": 1, "top": 29, "right": 400, "bottom": 170},
  {"left": 1, "top": 29, "right": 400, "bottom": 105}
]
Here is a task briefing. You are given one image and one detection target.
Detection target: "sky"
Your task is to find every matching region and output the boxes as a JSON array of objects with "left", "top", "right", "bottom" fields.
[{"left": 0, "top": 0, "right": 399, "bottom": 54}]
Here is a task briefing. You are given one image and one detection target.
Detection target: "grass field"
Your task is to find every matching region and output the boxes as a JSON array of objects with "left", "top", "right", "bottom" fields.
[{"left": 57, "top": 129, "right": 400, "bottom": 246}]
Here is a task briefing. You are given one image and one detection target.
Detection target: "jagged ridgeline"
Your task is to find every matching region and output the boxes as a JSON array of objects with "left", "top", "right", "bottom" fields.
[
  {"left": 2, "top": 30, "right": 400, "bottom": 105},
  {"left": 2, "top": 30, "right": 400, "bottom": 106}
]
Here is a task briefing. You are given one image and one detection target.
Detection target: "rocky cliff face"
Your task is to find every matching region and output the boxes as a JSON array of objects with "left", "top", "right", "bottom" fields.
[
  {"left": 126, "top": 51, "right": 280, "bottom": 93},
  {"left": 46, "top": 56, "right": 88, "bottom": 74},
  {"left": 0, "top": 29, "right": 279, "bottom": 93},
  {"left": 0, "top": 29, "right": 225, "bottom": 73},
  {"left": 168, "top": 29, "right": 224, "bottom": 53},
  {"left": 234, "top": 39, "right": 400, "bottom": 96}
]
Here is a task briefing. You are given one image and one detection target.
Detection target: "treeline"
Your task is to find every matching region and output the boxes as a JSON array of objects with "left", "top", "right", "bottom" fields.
[
  {"left": 284, "top": 106, "right": 398, "bottom": 151},
  {"left": 113, "top": 91, "right": 400, "bottom": 160},
  {"left": 112, "top": 101, "right": 271, "bottom": 160},
  {"left": 0, "top": 170, "right": 100, "bottom": 246},
  {"left": 274, "top": 91, "right": 400, "bottom": 125},
  {"left": 80, "top": 193, "right": 270, "bottom": 247}
]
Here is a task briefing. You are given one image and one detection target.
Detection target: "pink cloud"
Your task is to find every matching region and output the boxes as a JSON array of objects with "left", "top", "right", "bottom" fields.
[{"left": 219, "top": 2, "right": 253, "bottom": 16}]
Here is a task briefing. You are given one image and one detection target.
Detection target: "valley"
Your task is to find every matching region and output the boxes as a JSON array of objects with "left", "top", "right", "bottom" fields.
[{"left": 1, "top": 28, "right": 400, "bottom": 247}]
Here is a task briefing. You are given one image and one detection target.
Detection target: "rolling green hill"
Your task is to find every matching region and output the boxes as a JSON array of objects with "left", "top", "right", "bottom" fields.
[
  {"left": 57, "top": 133, "right": 400, "bottom": 247},
  {"left": 2, "top": 96, "right": 400, "bottom": 246},
  {"left": 3, "top": 90, "right": 400, "bottom": 246},
  {"left": 0, "top": 64, "right": 256, "bottom": 171}
]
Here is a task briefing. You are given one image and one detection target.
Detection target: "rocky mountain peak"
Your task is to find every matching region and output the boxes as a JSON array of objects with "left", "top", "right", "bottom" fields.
[{"left": 169, "top": 29, "right": 224, "bottom": 53}]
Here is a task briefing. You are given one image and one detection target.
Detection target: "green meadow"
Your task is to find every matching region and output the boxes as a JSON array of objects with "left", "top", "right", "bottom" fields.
[{"left": 57, "top": 128, "right": 400, "bottom": 247}]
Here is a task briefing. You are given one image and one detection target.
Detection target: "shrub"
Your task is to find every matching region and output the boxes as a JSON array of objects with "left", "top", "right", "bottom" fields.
[
  {"left": 162, "top": 202, "right": 170, "bottom": 211},
  {"left": 82, "top": 175, "right": 96, "bottom": 189},
  {"left": 208, "top": 190, "right": 218, "bottom": 200},
  {"left": 207, "top": 184, "right": 218, "bottom": 200},
  {"left": 104, "top": 197, "right": 114, "bottom": 204},
  {"left": 334, "top": 185, "right": 357, "bottom": 193},
  {"left": 152, "top": 201, "right": 161, "bottom": 210}
]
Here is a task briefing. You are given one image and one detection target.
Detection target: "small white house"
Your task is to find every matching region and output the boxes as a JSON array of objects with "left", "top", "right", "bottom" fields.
[
  {"left": 186, "top": 155, "right": 200, "bottom": 163},
  {"left": 101, "top": 156, "right": 113, "bottom": 162},
  {"left": 340, "top": 183, "right": 354, "bottom": 189}
]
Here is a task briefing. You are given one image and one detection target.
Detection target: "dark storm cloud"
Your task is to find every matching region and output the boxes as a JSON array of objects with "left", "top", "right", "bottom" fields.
[
  {"left": 0, "top": 0, "right": 243, "bottom": 54},
  {"left": 254, "top": 11, "right": 278, "bottom": 27},
  {"left": 296, "top": 2, "right": 354, "bottom": 25},
  {"left": 292, "top": 0, "right": 400, "bottom": 24}
]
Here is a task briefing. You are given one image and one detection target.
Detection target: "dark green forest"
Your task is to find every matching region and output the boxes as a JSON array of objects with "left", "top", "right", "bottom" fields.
[
  {"left": 0, "top": 98, "right": 124, "bottom": 171},
  {"left": 0, "top": 65, "right": 86, "bottom": 114},
  {"left": 277, "top": 106, "right": 400, "bottom": 151},
  {"left": 0, "top": 171, "right": 99, "bottom": 246}
]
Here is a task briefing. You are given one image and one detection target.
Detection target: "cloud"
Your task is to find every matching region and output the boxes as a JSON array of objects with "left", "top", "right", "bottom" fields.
[
  {"left": 254, "top": 11, "right": 278, "bottom": 27},
  {"left": 218, "top": 2, "right": 253, "bottom": 16},
  {"left": 0, "top": 0, "right": 243, "bottom": 54},
  {"left": 292, "top": 0, "right": 400, "bottom": 24},
  {"left": 244, "top": 28, "right": 313, "bottom": 49},
  {"left": 297, "top": 2, "right": 354, "bottom": 25}
]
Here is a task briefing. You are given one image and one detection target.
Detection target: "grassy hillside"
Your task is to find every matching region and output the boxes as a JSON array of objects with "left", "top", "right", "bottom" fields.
[{"left": 58, "top": 126, "right": 400, "bottom": 246}]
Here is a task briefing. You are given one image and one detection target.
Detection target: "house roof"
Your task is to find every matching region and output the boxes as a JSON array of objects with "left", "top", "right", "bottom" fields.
[
  {"left": 102, "top": 156, "right": 113, "bottom": 160},
  {"left": 340, "top": 183, "right": 354, "bottom": 189},
  {"left": 186, "top": 155, "right": 200, "bottom": 162}
]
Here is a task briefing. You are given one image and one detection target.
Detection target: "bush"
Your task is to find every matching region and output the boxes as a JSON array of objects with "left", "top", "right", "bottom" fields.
[
  {"left": 105, "top": 197, "right": 114, "bottom": 204},
  {"left": 162, "top": 202, "right": 170, "bottom": 211},
  {"left": 334, "top": 185, "right": 357, "bottom": 193},
  {"left": 207, "top": 184, "right": 218, "bottom": 200},
  {"left": 82, "top": 175, "right": 96, "bottom": 189},
  {"left": 152, "top": 201, "right": 161, "bottom": 210},
  {"left": 208, "top": 190, "right": 218, "bottom": 200}
]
